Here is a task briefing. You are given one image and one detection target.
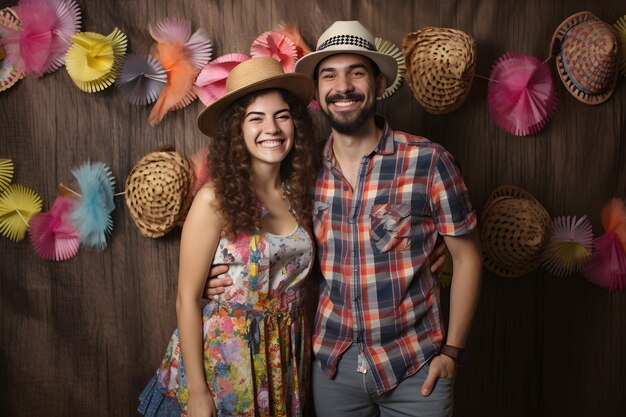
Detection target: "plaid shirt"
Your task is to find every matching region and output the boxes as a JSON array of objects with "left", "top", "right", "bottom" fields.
[{"left": 312, "top": 118, "right": 477, "bottom": 394}]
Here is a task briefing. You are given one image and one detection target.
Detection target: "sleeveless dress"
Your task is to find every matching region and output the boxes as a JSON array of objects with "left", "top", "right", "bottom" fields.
[{"left": 138, "top": 224, "right": 314, "bottom": 417}]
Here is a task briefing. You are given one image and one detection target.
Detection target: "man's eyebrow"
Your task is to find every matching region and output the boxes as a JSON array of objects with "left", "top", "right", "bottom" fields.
[{"left": 319, "top": 63, "right": 369, "bottom": 73}]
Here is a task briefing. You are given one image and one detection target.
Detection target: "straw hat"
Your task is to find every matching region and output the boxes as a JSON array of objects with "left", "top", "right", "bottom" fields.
[
  {"left": 480, "top": 186, "right": 551, "bottom": 277},
  {"left": 125, "top": 148, "right": 193, "bottom": 238},
  {"left": 550, "top": 11, "right": 619, "bottom": 105},
  {"left": 197, "top": 57, "right": 314, "bottom": 136},
  {"left": 294, "top": 20, "right": 398, "bottom": 86},
  {"left": 402, "top": 27, "right": 477, "bottom": 114}
]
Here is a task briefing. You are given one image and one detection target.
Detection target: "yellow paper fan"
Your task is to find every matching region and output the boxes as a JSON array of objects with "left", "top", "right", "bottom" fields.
[
  {"left": 0, "top": 183, "right": 42, "bottom": 241},
  {"left": 65, "top": 27, "right": 128, "bottom": 93},
  {"left": 614, "top": 15, "right": 626, "bottom": 76},
  {"left": 375, "top": 37, "right": 406, "bottom": 100},
  {"left": 0, "top": 159, "right": 13, "bottom": 192}
]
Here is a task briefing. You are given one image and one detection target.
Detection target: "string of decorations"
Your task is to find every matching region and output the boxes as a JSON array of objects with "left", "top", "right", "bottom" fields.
[{"left": 1, "top": 1, "right": 626, "bottom": 292}]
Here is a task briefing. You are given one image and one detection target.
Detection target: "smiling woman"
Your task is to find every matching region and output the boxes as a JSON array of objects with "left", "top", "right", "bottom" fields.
[{"left": 137, "top": 57, "right": 320, "bottom": 417}]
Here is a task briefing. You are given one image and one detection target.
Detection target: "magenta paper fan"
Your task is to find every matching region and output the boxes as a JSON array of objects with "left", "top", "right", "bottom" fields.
[
  {"left": 28, "top": 196, "right": 80, "bottom": 261},
  {"left": 194, "top": 53, "right": 250, "bottom": 106},
  {"left": 488, "top": 53, "right": 557, "bottom": 136},
  {"left": 250, "top": 31, "right": 298, "bottom": 72},
  {"left": 583, "top": 232, "right": 626, "bottom": 291},
  {"left": 2, "top": 0, "right": 81, "bottom": 76}
]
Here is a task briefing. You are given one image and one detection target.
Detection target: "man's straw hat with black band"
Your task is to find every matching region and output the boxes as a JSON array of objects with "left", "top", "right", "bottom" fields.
[
  {"left": 197, "top": 57, "right": 314, "bottom": 137},
  {"left": 294, "top": 20, "right": 398, "bottom": 86},
  {"left": 550, "top": 11, "right": 619, "bottom": 105}
]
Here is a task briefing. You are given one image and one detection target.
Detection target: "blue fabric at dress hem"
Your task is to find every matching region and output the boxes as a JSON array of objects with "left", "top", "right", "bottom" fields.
[{"left": 137, "top": 375, "right": 181, "bottom": 417}]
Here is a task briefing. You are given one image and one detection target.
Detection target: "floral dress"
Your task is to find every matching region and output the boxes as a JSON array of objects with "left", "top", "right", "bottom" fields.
[{"left": 138, "top": 224, "right": 314, "bottom": 417}]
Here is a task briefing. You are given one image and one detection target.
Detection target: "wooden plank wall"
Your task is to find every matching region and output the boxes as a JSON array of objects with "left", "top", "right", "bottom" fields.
[{"left": 1, "top": 0, "right": 625, "bottom": 416}]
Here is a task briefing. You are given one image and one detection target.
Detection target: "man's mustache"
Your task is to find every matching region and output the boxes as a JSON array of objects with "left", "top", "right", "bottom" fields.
[{"left": 326, "top": 93, "right": 365, "bottom": 104}]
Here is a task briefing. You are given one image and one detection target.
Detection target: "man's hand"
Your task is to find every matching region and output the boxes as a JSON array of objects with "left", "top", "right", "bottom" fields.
[
  {"left": 421, "top": 354, "right": 456, "bottom": 396},
  {"left": 429, "top": 240, "right": 447, "bottom": 273},
  {"left": 202, "top": 264, "right": 232, "bottom": 300}
]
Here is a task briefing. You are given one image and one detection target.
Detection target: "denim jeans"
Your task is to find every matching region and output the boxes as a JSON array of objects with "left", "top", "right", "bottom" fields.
[{"left": 312, "top": 344, "right": 454, "bottom": 417}]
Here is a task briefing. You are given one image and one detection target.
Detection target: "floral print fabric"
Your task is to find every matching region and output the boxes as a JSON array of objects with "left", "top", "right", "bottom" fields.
[{"left": 150, "top": 225, "right": 313, "bottom": 417}]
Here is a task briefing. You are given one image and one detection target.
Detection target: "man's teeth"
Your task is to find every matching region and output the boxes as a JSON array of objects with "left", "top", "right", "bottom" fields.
[{"left": 334, "top": 100, "right": 356, "bottom": 107}]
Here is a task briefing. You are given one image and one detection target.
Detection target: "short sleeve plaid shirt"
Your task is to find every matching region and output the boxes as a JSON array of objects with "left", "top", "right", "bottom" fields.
[{"left": 312, "top": 118, "right": 477, "bottom": 395}]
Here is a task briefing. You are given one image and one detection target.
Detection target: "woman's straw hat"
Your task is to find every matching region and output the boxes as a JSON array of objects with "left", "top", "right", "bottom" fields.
[
  {"left": 125, "top": 148, "right": 192, "bottom": 238},
  {"left": 550, "top": 11, "right": 619, "bottom": 105},
  {"left": 197, "top": 57, "right": 313, "bottom": 136},
  {"left": 402, "top": 27, "right": 477, "bottom": 114},
  {"left": 480, "top": 186, "right": 552, "bottom": 277}
]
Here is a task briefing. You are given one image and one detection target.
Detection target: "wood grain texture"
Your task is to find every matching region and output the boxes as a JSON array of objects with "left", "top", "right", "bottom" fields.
[{"left": 1, "top": 0, "right": 625, "bottom": 416}]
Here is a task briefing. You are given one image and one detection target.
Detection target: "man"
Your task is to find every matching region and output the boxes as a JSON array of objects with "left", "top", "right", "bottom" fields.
[{"left": 207, "top": 21, "right": 482, "bottom": 417}]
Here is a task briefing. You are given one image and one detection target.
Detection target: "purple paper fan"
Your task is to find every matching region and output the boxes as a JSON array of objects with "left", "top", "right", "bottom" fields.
[{"left": 116, "top": 54, "right": 167, "bottom": 105}]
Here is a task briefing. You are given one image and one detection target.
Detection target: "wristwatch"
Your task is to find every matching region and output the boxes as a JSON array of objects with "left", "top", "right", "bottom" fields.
[{"left": 440, "top": 344, "right": 469, "bottom": 367}]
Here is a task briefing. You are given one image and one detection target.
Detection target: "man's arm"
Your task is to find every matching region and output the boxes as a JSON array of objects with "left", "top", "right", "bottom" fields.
[
  {"left": 202, "top": 265, "right": 232, "bottom": 299},
  {"left": 421, "top": 229, "right": 482, "bottom": 396}
]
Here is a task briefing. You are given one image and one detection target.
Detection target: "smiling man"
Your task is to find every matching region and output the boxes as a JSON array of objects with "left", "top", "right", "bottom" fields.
[{"left": 294, "top": 21, "right": 483, "bottom": 417}]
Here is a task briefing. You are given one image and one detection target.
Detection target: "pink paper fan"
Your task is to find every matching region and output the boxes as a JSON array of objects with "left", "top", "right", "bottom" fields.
[
  {"left": 488, "top": 53, "right": 557, "bottom": 136},
  {"left": 194, "top": 53, "right": 250, "bottom": 106},
  {"left": 29, "top": 196, "right": 80, "bottom": 261},
  {"left": 583, "top": 232, "right": 626, "bottom": 291},
  {"left": 277, "top": 22, "right": 312, "bottom": 58},
  {"left": 3, "top": 0, "right": 80, "bottom": 76},
  {"left": 250, "top": 31, "right": 298, "bottom": 72}
]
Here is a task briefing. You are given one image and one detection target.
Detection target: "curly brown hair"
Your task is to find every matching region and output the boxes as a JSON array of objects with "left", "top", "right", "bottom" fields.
[{"left": 207, "top": 89, "right": 319, "bottom": 240}]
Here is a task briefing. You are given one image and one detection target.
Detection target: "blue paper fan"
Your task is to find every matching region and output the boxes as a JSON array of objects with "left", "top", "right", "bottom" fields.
[
  {"left": 69, "top": 161, "right": 116, "bottom": 251},
  {"left": 116, "top": 54, "right": 167, "bottom": 105}
]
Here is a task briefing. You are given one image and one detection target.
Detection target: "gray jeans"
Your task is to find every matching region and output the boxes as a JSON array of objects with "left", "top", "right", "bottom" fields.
[{"left": 312, "top": 344, "right": 454, "bottom": 417}]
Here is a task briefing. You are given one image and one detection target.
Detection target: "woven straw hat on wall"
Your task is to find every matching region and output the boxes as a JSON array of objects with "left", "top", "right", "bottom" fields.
[
  {"left": 550, "top": 11, "right": 619, "bottom": 105},
  {"left": 125, "top": 148, "right": 193, "bottom": 238},
  {"left": 480, "top": 185, "right": 552, "bottom": 277},
  {"left": 402, "top": 27, "right": 477, "bottom": 114}
]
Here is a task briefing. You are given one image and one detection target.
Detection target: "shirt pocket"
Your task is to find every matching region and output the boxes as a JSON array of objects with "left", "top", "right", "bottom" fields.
[
  {"left": 370, "top": 203, "right": 412, "bottom": 254},
  {"left": 313, "top": 200, "right": 330, "bottom": 244}
]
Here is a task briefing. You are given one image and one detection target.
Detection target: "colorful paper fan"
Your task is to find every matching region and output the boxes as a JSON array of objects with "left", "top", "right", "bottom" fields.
[
  {"left": 583, "top": 199, "right": 626, "bottom": 291},
  {"left": 375, "top": 37, "right": 406, "bottom": 100},
  {"left": 487, "top": 53, "right": 558, "bottom": 136},
  {"left": 65, "top": 27, "right": 128, "bottom": 93},
  {"left": 149, "top": 17, "right": 212, "bottom": 69},
  {"left": 29, "top": 196, "right": 80, "bottom": 260},
  {"left": 250, "top": 31, "right": 298, "bottom": 72},
  {"left": 68, "top": 161, "right": 115, "bottom": 251},
  {"left": 277, "top": 22, "right": 312, "bottom": 58},
  {"left": 614, "top": 15, "right": 626, "bottom": 76},
  {"left": 194, "top": 53, "right": 250, "bottom": 106},
  {"left": 148, "top": 18, "right": 212, "bottom": 125},
  {"left": 2, "top": 0, "right": 81, "bottom": 76},
  {"left": 0, "top": 158, "right": 14, "bottom": 192},
  {"left": 0, "top": 183, "right": 42, "bottom": 241},
  {"left": 0, "top": 8, "right": 25, "bottom": 91},
  {"left": 540, "top": 215, "right": 593, "bottom": 277},
  {"left": 583, "top": 232, "right": 626, "bottom": 291},
  {"left": 602, "top": 198, "right": 626, "bottom": 250},
  {"left": 116, "top": 54, "right": 167, "bottom": 105}
]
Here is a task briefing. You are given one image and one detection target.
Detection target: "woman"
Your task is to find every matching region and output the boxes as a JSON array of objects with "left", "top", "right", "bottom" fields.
[{"left": 138, "top": 57, "right": 318, "bottom": 417}]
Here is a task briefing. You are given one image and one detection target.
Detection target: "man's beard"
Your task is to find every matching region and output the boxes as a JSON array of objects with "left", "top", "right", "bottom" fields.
[{"left": 321, "top": 93, "right": 375, "bottom": 134}]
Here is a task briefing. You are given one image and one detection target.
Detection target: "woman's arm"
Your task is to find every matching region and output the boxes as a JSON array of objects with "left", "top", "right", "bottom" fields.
[{"left": 176, "top": 185, "right": 223, "bottom": 416}]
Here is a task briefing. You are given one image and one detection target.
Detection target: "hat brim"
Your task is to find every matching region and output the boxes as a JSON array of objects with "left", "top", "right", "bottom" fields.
[
  {"left": 550, "top": 11, "right": 617, "bottom": 105},
  {"left": 197, "top": 72, "right": 314, "bottom": 137},
  {"left": 294, "top": 49, "right": 399, "bottom": 88}
]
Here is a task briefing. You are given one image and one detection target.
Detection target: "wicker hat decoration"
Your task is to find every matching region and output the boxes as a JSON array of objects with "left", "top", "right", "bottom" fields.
[
  {"left": 402, "top": 27, "right": 477, "bottom": 114},
  {"left": 480, "top": 186, "right": 552, "bottom": 277},
  {"left": 550, "top": 11, "right": 620, "bottom": 105},
  {"left": 125, "top": 148, "right": 193, "bottom": 238}
]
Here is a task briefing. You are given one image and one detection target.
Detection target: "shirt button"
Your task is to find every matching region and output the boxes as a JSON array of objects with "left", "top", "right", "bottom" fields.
[{"left": 343, "top": 186, "right": 349, "bottom": 191}]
